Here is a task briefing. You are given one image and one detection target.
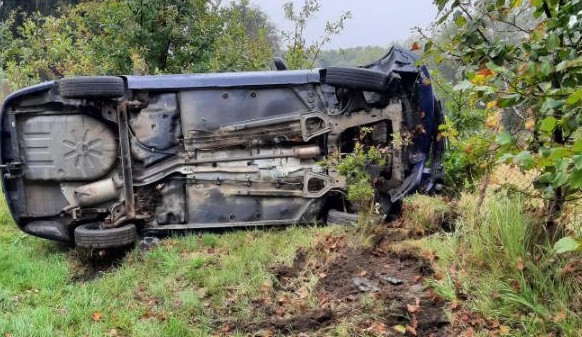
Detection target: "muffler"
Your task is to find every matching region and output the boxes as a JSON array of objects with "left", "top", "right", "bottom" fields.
[{"left": 73, "top": 176, "right": 123, "bottom": 207}]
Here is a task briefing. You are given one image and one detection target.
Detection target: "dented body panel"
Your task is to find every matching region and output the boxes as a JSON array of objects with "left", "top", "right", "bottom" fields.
[{"left": 0, "top": 47, "right": 444, "bottom": 243}]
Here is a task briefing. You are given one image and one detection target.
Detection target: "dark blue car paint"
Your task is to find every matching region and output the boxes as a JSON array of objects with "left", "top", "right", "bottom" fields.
[
  {"left": 123, "top": 69, "right": 321, "bottom": 90},
  {"left": 0, "top": 81, "right": 55, "bottom": 225}
]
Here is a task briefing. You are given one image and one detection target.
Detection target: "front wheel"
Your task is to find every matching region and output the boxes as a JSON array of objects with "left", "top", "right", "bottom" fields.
[
  {"left": 323, "top": 67, "right": 390, "bottom": 92},
  {"left": 327, "top": 210, "right": 359, "bottom": 226}
]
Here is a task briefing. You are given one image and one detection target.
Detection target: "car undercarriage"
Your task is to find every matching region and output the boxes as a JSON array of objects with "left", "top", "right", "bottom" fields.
[{"left": 0, "top": 47, "right": 444, "bottom": 248}]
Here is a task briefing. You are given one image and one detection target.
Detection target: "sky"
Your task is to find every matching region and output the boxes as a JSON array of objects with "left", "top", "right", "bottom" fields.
[{"left": 250, "top": 0, "right": 439, "bottom": 50}]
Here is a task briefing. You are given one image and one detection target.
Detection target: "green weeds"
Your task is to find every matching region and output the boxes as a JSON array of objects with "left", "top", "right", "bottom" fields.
[{"left": 424, "top": 193, "right": 582, "bottom": 336}]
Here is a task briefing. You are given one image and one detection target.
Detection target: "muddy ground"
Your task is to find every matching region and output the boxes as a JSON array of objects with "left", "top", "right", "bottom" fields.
[
  {"left": 228, "top": 226, "right": 452, "bottom": 336},
  {"left": 67, "top": 224, "right": 452, "bottom": 336}
]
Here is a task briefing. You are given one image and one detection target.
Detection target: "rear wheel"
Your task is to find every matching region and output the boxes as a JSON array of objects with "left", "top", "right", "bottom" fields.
[
  {"left": 74, "top": 223, "right": 137, "bottom": 249},
  {"left": 58, "top": 76, "right": 125, "bottom": 99}
]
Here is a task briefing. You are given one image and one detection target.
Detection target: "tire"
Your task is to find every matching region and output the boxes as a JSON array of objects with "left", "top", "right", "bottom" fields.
[
  {"left": 327, "top": 210, "right": 359, "bottom": 226},
  {"left": 58, "top": 76, "right": 125, "bottom": 99},
  {"left": 74, "top": 223, "right": 137, "bottom": 249},
  {"left": 323, "top": 67, "right": 389, "bottom": 92}
]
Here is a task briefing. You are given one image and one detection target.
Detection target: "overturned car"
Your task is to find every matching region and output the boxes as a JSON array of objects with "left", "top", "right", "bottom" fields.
[{"left": 0, "top": 47, "right": 444, "bottom": 248}]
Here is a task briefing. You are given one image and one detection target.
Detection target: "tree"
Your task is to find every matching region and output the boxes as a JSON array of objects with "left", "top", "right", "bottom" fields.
[
  {"left": 282, "top": 0, "right": 351, "bottom": 69},
  {"left": 226, "top": 0, "right": 280, "bottom": 54},
  {"left": 0, "top": 0, "right": 276, "bottom": 89},
  {"left": 0, "top": 0, "right": 80, "bottom": 33},
  {"left": 424, "top": 0, "right": 582, "bottom": 234}
]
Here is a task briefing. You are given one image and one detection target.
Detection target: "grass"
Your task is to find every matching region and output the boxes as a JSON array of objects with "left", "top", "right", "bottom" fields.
[
  {"left": 0, "top": 195, "right": 350, "bottom": 337},
  {"left": 423, "top": 192, "right": 582, "bottom": 336},
  {"left": 3, "top": 189, "right": 581, "bottom": 336},
  {"left": 400, "top": 194, "right": 452, "bottom": 233}
]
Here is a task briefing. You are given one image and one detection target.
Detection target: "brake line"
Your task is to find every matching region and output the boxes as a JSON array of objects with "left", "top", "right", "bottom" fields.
[{"left": 128, "top": 126, "right": 178, "bottom": 156}]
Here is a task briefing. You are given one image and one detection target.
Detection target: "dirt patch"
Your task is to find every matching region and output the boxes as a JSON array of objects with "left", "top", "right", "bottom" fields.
[
  {"left": 228, "top": 229, "right": 451, "bottom": 336},
  {"left": 271, "top": 247, "right": 307, "bottom": 282},
  {"left": 68, "top": 247, "right": 131, "bottom": 283},
  {"left": 318, "top": 247, "right": 449, "bottom": 336},
  {"left": 317, "top": 248, "right": 430, "bottom": 297},
  {"left": 233, "top": 308, "right": 335, "bottom": 334}
]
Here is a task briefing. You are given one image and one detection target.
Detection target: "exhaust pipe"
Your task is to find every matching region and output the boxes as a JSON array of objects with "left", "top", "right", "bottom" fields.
[{"left": 73, "top": 176, "right": 123, "bottom": 207}]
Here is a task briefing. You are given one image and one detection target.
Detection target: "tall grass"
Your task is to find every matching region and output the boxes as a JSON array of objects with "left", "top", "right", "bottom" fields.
[{"left": 425, "top": 193, "right": 582, "bottom": 336}]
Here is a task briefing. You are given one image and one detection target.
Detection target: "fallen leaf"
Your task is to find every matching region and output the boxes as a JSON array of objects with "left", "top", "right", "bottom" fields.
[
  {"left": 219, "top": 323, "right": 230, "bottom": 333},
  {"left": 499, "top": 324, "right": 510, "bottom": 335},
  {"left": 461, "top": 327, "right": 475, "bottom": 337},
  {"left": 489, "top": 319, "right": 500, "bottom": 329},
  {"left": 463, "top": 327, "right": 476, "bottom": 337},
  {"left": 509, "top": 279, "right": 522, "bottom": 292},
  {"left": 476, "top": 68, "right": 494, "bottom": 77},
  {"left": 553, "top": 310, "right": 567, "bottom": 323},
  {"left": 451, "top": 299, "right": 459, "bottom": 310},
  {"left": 393, "top": 324, "right": 407, "bottom": 334},
  {"left": 562, "top": 261, "right": 578, "bottom": 274},
  {"left": 407, "top": 298, "right": 421, "bottom": 314},
  {"left": 365, "top": 322, "right": 387, "bottom": 334},
  {"left": 515, "top": 256, "right": 524, "bottom": 271},
  {"left": 91, "top": 311, "right": 103, "bottom": 322},
  {"left": 411, "top": 42, "right": 421, "bottom": 51},
  {"left": 426, "top": 288, "right": 442, "bottom": 302},
  {"left": 140, "top": 307, "right": 155, "bottom": 320},
  {"left": 406, "top": 324, "right": 418, "bottom": 336},
  {"left": 406, "top": 304, "right": 418, "bottom": 314}
]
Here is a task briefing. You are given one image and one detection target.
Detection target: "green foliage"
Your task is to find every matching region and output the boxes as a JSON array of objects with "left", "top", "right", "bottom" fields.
[
  {"left": 0, "top": 0, "right": 276, "bottom": 89},
  {"left": 433, "top": 73, "right": 489, "bottom": 192},
  {"left": 425, "top": 193, "right": 582, "bottom": 335},
  {"left": 0, "top": 0, "right": 80, "bottom": 26},
  {"left": 282, "top": 0, "right": 351, "bottom": 69},
  {"left": 425, "top": 0, "right": 582, "bottom": 216},
  {"left": 323, "top": 129, "right": 387, "bottom": 210}
]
